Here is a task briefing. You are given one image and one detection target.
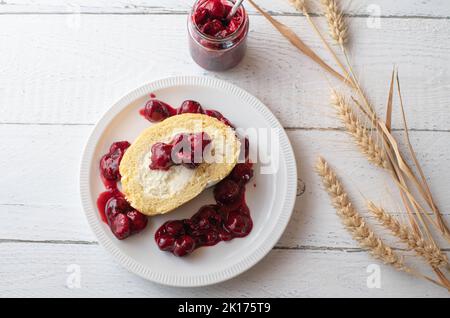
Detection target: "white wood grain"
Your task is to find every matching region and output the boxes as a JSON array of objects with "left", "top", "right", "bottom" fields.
[
  {"left": 1, "top": 0, "right": 450, "bottom": 17},
  {"left": 1, "top": 15, "right": 449, "bottom": 130},
  {"left": 1, "top": 124, "right": 449, "bottom": 251},
  {"left": 1, "top": 1, "right": 450, "bottom": 297},
  {"left": 0, "top": 243, "right": 447, "bottom": 297}
]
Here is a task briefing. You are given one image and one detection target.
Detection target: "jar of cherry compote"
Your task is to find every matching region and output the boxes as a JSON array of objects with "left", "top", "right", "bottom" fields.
[{"left": 188, "top": 0, "right": 249, "bottom": 71}]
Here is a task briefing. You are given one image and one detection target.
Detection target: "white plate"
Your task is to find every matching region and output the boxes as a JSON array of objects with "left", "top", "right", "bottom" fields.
[{"left": 80, "top": 76, "right": 297, "bottom": 287}]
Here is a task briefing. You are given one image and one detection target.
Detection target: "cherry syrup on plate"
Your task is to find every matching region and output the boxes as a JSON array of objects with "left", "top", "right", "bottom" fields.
[
  {"left": 142, "top": 97, "right": 254, "bottom": 257},
  {"left": 155, "top": 161, "right": 253, "bottom": 257},
  {"left": 97, "top": 141, "right": 148, "bottom": 240}
]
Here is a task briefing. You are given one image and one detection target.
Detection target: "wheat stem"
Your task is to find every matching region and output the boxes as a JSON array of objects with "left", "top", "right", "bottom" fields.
[
  {"left": 331, "top": 91, "right": 388, "bottom": 168},
  {"left": 247, "top": 0, "right": 351, "bottom": 85},
  {"left": 396, "top": 75, "right": 450, "bottom": 238},
  {"left": 367, "top": 201, "right": 449, "bottom": 269},
  {"left": 316, "top": 157, "right": 404, "bottom": 268},
  {"left": 315, "top": 157, "right": 447, "bottom": 289},
  {"left": 289, "top": 0, "right": 354, "bottom": 87}
]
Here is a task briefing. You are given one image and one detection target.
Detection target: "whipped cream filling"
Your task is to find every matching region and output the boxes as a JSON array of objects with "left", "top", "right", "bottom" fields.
[{"left": 137, "top": 126, "right": 238, "bottom": 198}]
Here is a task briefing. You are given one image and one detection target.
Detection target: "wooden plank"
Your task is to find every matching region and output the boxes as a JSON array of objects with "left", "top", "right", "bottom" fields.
[
  {"left": 0, "top": 242, "right": 447, "bottom": 297},
  {"left": 1, "top": 0, "right": 450, "bottom": 17},
  {"left": 0, "top": 15, "right": 449, "bottom": 130},
  {"left": 1, "top": 124, "right": 449, "bottom": 250}
]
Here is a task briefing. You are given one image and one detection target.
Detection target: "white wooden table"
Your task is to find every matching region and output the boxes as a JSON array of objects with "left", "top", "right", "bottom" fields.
[{"left": 1, "top": 0, "right": 449, "bottom": 297}]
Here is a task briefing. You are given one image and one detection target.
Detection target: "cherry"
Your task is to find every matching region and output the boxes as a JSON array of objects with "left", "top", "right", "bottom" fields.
[
  {"left": 173, "top": 235, "right": 196, "bottom": 257},
  {"left": 173, "top": 132, "right": 211, "bottom": 169},
  {"left": 192, "top": 206, "right": 216, "bottom": 230},
  {"left": 127, "top": 210, "right": 148, "bottom": 234},
  {"left": 170, "top": 133, "right": 189, "bottom": 147},
  {"left": 150, "top": 132, "right": 211, "bottom": 170},
  {"left": 105, "top": 196, "right": 130, "bottom": 225},
  {"left": 150, "top": 142, "right": 174, "bottom": 170},
  {"left": 100, "top": 141, "right": 130, "bottom": 183},
  {"left": 183, "top": 219, "right": 200, "bottom": 233},
  {"left": 214, "top": 179, "right": 241, "bottom": 204},
  {"left": 204, "top": 230, "right": 219, "bottom": 246},
  {"left": 100, "top": 156, "right": 118, "bottom": 181},
  {"left": 219, "top": 229, "right": 233, "bottom": 241},
  {"left": 230, "top": 163, "right": 253, "bottom": 183},
  {"left": 189, "top": 132, "right": 211, "bottom": 161},
  {"left": 194, "top": 8, "right": 209, "bottom": 25},
  {"left": 165, "top": 220, "right": 185, "bottom": 237},
  {"left": 109, "top": 141, "right": 130, "bottom": 156},
  {"left": 204, "top": 109, "right": 221, "bottom": 119},
  {"left": 225, "top": 211, "right": 252, "bottom": 237},
  {"left": 227, "top": 16, "right": 241, "bottom": 34},
  {"left": 203, "top": 0, "right": 226, "bottom": 19},
  {"left": 201, "top": 19, "right": 224, "bottom": 37},
  {"left": 156, "top": 234, "right": 176, "bottom": 251},
  {"left": 204, "top": 109, "right": 233, "bottom": 127},
  {"left": 110, "top": 214, "right": 131, "bottom": 240},
  {"left": 143, "top": 100, "right": 172, "bottom": 122},
  {"left": 177, "top": 100, "right": 204, "bottom": 114},
  {"left": 236, "top": 204, "right": 250, "bottom": 216}
]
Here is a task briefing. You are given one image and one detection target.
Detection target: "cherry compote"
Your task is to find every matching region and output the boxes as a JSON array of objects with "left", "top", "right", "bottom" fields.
[
  {"left": 193, "top": 0, "right": 243, "bottom": 39},
  {"left": 139, "top": 99, "right": 177, "bottom": 123},
  {"left": 140, "top": 98, "right": 233, "bottom": 128},
  {"left": 99, "top": 141, "right": 130, "bottom": 189},
  {"left": 155, "top": 161, "right": 254, "bottom": 257},
  {"left": 150, "top": 132, "right": 212, "bottom": 170},
  {"left": 97, "top": 141, "right": 148, "bottom": 240},
  {"left": 188, "top": 0, "right": 249, "bottom": 71}
]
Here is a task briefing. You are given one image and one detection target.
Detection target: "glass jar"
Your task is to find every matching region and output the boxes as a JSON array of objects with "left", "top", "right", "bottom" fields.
[{"left": 188, "top": 0, "right": 249, "bottom": 71}]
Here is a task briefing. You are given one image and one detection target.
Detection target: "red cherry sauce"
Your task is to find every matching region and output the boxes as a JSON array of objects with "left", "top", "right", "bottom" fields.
[
  {"left": 97, "top": 141, "right": 148, "bottom": 240},
  {"left": 150, "top": 132, "right": 212, "bottom": 170},
  {"left": 188, "top": 0, "right": 248, "bottom": 71},
  {"left": 194, "top": 0, "right": 244, "bottom": 39},
  {"left": 140, "top": 98, "right": 233, "bottom": 127},
  {"left": 155, "top": 161, "right": 253, "bottom": 257}
]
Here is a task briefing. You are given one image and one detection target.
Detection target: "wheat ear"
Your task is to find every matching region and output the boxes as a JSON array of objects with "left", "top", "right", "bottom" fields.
[
  {"left": 331, "top": 91, "right": 388, "bottom": 169},
  {"left": 367, "top": 201, "right": 449, "bottom": 268},
  {"left": 289, "top": 0, "right": 355, "bottom": 88},
  {"left": 289, "top": 0, "right": 307, "bottom": 12},
  {"left": 321, "top": 0, "right": 348, "bottom": 47},
  {"left": 315, "top": 157, "right": 405, "bottom": 268},
  {"left": 315, "top": 157, "right": 450, "bottom": 289}
]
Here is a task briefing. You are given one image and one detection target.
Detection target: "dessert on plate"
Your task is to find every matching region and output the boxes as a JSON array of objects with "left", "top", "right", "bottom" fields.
[
  {"left": 96, "top": 97, "right": 254, "bottom": 257},
  {"left": 120, "top": 113, "right": 241, "bottom": 216}
]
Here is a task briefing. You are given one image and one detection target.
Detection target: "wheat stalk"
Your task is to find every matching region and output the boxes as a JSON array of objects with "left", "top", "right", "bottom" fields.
[
  {"left": 367, "top": 201, "right": 449, "bottom": 268},
  {"left": 315, "top": 157, "right": 447, "bottom": 288},
  {"left": 250, "top": 0, "right": 450, "bottom": 290},
  {"left": 321, "top": 0, "right": 348, "bottom": 47},
  {"left": 316, "top": 157, "right": 405, "bottom": 268},
  {"left": 247, "top": 0, "right": 354, "bottom": 86},
  {"left": 331, "top": 91, "right": 388, "bottom": 169},
  {"left": 288, "top": 0, "right": 355, "bottom": 87}
]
